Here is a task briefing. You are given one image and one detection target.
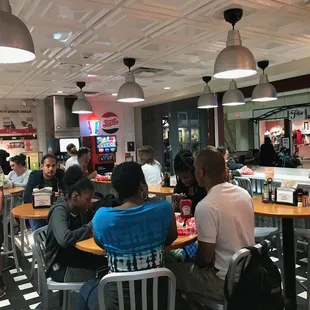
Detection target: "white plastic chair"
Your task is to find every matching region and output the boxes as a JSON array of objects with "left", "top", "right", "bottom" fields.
[
  {"left": 98, "top": 267, "right": 176, "bottom": 310},
  {"left": 3, "top": 194, "right": 20, "bottom": 272},
  {"left": 235, "top": 177, "right": 283, "bottom": 270},
  {"left": 294, "top": 228, "right": 310, "bottom": 310},
  {"left": 31, "top": 225, "right": 84, "bottom": 310}
]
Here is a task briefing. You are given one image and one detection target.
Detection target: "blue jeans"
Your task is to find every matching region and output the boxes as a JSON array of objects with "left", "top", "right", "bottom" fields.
[{"left": 29, "top": 219, "right": 47, "bottom": 231}]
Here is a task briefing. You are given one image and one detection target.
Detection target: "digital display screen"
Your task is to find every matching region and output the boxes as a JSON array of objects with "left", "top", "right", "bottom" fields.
[
  {"left": 96, "top": 135, "right": 117, "bottom": 153},
  {"left": 59, "top": 138, "right": 80, "bottom": 153}
]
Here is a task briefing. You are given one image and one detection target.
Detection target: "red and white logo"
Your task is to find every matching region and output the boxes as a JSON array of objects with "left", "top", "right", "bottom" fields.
[{"left": 101, "top": 112, "right": 119, "bottom": 134}]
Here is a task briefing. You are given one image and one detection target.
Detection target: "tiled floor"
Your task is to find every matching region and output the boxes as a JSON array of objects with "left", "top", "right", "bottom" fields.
[
  {"left": 0, "top": 236, "right": 308, "bottom": 309},
  {"left": 0, "top": 235, "right": 60, "bottom": 310}
]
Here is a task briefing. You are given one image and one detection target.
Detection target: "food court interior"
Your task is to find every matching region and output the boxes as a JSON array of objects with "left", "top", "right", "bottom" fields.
[{"left": 2, "top": 0, "right": 310, "bottom": 309}]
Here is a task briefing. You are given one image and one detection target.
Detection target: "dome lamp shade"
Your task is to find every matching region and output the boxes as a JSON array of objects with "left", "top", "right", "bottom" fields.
[{"left": 0, "top": 1, "right": 35, "bottom": 63}]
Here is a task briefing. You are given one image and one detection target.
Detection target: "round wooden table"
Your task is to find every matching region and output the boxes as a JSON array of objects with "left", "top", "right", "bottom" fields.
[
  {"left": 253, "top": 196, "right": 310, "bottom": 310},
  {"left": 4, "top": 187, "right": 24, "bottom": 196},
  {"left": 75, "top": 234, "right": 197, "bottom": 256},
  {"left": 11, "top": 203, "right": 49, "bottom": 220},
  {"left": 148, "top": 185, "right": 174, "bottom": 196}
]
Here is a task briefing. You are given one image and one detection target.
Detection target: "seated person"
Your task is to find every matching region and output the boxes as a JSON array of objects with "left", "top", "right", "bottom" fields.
[
  {"left": 65, "top": 143, "right": 78, "bottom": 170},
  {"left": 45, "top": 165, "right": 106, "bottom": 283},
  {"left": 77, "top": 161, "right": 177, "bottom": 310},
  {"left": 166, "top": 148, "right": 254, "bottom": 302},
  {"left": 5, "top": 153, "right": 31, "bottom": 188},
  {"left": 23, "top": 154, "right": 65, "bottom": 231},
  {"left": 173, "top": 150, "right": 207, "bottom": 215},
  {"left": 76, "top": 147, "right": 97, "bottom": 179},
  {"left": 217, "top": 146, "right": 243, "bottom": 171},
  {"left": 138, "top": 146, "right": 162, "bottom": 187}
]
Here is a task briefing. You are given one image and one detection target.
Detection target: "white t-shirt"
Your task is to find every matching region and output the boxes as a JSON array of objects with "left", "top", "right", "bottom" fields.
[
  {"left": 65, "top": 156, "right": 78, "bottom": 170},
  {"left": 195, "top": 182, "right": 254, "bottom": 280},
  {"left": 141, "top": 163, "right": 162, "bottom": 186}
]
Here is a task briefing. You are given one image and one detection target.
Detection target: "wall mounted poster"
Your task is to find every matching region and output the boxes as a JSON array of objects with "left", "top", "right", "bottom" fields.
[{"left": 0, "top": 108, "right": 36, "bottom": 135}]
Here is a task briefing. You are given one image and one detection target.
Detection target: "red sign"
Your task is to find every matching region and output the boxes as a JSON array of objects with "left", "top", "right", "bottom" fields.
[{"left": 101, "top": 112, "right": 119, "bottom": 134}]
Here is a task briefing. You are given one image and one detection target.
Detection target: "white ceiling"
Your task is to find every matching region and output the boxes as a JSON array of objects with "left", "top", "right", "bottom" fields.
[{"left": 3, "top": 0, "right": 310, "bottom": 106}]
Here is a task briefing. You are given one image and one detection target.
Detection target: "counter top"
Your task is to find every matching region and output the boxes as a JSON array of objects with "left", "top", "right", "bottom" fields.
[{"left": 241, "top": 166, "right": 310, "bottom": 185}]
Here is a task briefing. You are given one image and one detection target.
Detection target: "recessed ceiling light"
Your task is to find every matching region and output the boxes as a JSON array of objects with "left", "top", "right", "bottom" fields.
[
  {"left": 57, "top": 90, "right": 63, "bottom": 94},
  {"left": 164, "top": 87, "right": 171, "bottom": 90},
  {"left": 112, "top": 93, "right": 117, "bottom": 96},
  {"left": 53, "top": 31, "right": 72, "bottom": 43}
]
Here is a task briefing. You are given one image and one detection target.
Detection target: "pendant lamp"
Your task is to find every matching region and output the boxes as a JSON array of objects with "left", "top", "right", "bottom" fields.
[
  {"left": 197, "top": 76, "right": 218, "bottom": 109},
  {"left": 222, "top": 80, "right": 245, "bottom": 106},
  {"left": 117, "top": 58, "right": 145, "bottom": 103},
  {"left": 214, "top": 9, "right": 256, "bottom": 79},
  {"left": 72, "top": 82, "right": 93, "bottom": 114},
  {"left": 252, "top": 60, "right": 277, "bottom": 102},
  {"left": 0, "top": 0, "right": 35, "bottom": 63}
]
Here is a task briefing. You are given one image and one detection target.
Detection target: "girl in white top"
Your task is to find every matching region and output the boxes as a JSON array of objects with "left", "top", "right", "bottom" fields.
[
  {"left": 138, "top": 146, "right": 162, "bottom": 186},
  {"left": 6, "top": 153, "right": 31, "bottom": 188}
]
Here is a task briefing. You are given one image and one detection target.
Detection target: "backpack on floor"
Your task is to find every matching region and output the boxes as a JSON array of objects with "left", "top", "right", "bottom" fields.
[{"left": 224, "top": 241, "right": 284, "bottom": 310}]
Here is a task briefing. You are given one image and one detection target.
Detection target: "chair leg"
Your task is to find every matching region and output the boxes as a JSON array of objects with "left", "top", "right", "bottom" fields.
[
  {"left": 307, "top": 243, "right": 310, "bottom": 310},
  {"left": 276, "top": 233, "right": 284, "bottom": 295},
  {"left": 20, "top": 219, "right": 25, "bottom": 256},
  {"left": 43, "top": 289, "right": 49, "bottom": 310},
  {"left": 29, "top": 257, "right": 35, "bottom": 280},
  {"left": 9, "top": 216, "right": 20, "bottom": 273},
  {"left": 294, "top": 233, "right": 298, "bottom": 264},
  {"left": 62, "top": 291, "right": 68, "bottom": 310}
]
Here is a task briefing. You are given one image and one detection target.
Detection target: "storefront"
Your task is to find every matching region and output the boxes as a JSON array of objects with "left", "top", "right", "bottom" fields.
[{"left": 253, "top": 104, "right": 310, "bottom": 158}]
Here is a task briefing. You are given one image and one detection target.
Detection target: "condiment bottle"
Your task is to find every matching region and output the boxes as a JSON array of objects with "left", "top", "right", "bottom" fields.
[
  {"left": 303, "top": 191, "right": 309, "bottom": 207},
  {"left": 263, "top": 182, "right": 269, "bottom": 202},
  {"left": 297, "top": 191, "right": 303, "bottom": 207}
]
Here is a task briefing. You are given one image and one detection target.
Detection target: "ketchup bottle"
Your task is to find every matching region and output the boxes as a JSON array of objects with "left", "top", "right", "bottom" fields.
[{"left": 180, "top": 199, "right": 192, "bottom": 218}]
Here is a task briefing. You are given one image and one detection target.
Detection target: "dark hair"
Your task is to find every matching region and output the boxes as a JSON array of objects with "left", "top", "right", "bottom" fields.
[
  {"left": 63, "top": 165, "right": 94, "bottom": 198},
  {"left": 264, "top": 137, "right": 272, "bottom": 144},
  {"left": 66, "top": 143, "right": 76, "bottom": 153},
  {"left": 174, "top": 150, "right": 194, "bottom": 174},
  {"left": 77, "top": 147, "right": 91, "bottom": 159},
  {"left": 138, "top": 146, "right": 155, "bottom": 165},
  {"left": 111, "top": 162, "right": 146, "bottom": 200},
  {"left": 41, "top": 154, "right": 57, "bottom": 165},
  {"left": 217, "top": 146, "right": 227, "bottom": 156},
  {"left": 10, "top": 153, "right": 26, "bottom": 167}
]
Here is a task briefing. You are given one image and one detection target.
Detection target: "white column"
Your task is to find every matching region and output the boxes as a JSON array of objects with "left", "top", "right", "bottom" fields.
[
  {"left": 214, "top": 108, "right": 219, "bottom": 147},
  {"left": 35, "top": 100, "right": 47, "bottom": 153}
]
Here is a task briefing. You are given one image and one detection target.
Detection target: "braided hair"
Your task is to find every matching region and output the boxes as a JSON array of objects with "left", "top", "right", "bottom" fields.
[
  {"left": 174, "top": 150, "right": 194, "bottom": 174},
  {"left": 63, "top": 165, "right": 94, "bottom": 198}
]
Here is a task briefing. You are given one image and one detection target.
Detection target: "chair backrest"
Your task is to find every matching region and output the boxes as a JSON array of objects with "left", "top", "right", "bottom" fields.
[
  {"left": 225, "top": 240, "right": 270, "bottom": 297},
  {"left": 31, "top": 225, "right": 48, "bottom": 291},
  {"left": 98, "top": 267, "right": 176, "bottom": 310},
  {"left": 234, "top": 177, "right": 253, "bottom": 197}
]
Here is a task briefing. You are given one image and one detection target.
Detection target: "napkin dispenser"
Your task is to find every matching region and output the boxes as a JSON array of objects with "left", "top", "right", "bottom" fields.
[
  {"left": 275, "top": 187, "right": 297, "bottom": 206},
  {"left": 32, "top": 187, "right": 55, "bottom": 209}
]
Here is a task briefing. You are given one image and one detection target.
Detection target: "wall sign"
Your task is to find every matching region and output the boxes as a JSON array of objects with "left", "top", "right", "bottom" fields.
[
  {"left": 101, "top": 112, "right": 119, "bottom": 134},
  {"left": 288, "top": 108, "right": 307, "bottom": 120}
]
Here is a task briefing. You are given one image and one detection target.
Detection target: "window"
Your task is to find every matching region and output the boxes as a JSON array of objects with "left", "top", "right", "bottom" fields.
[{"left": 178, "top": 112, "right": 201, "bottom": 153}]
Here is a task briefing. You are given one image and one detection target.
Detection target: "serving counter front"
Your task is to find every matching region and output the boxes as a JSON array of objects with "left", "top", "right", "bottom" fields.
[{"left": 242, "top": 166, "right": 310, "bottom": 194}]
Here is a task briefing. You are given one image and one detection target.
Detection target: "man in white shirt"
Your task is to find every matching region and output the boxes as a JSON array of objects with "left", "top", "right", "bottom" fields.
[
  {"left": 167, "top": 148, "right": 254, "bottom": 301},
  {"left": 65, "top": 143, "right": 78, "bottom": 170}
]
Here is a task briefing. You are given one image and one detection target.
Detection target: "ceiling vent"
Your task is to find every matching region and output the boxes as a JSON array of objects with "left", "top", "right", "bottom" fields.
[
  {"left": 58, "top": 63, "right": 82, "bottom": 71},
  {"left": 132, "top": 67, "right": 166, "bottom": 78}
]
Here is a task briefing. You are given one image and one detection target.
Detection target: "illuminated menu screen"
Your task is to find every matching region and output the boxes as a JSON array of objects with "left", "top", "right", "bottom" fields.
[{"left": 96, "top": 135, "right": 117, "bottom": 153}]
